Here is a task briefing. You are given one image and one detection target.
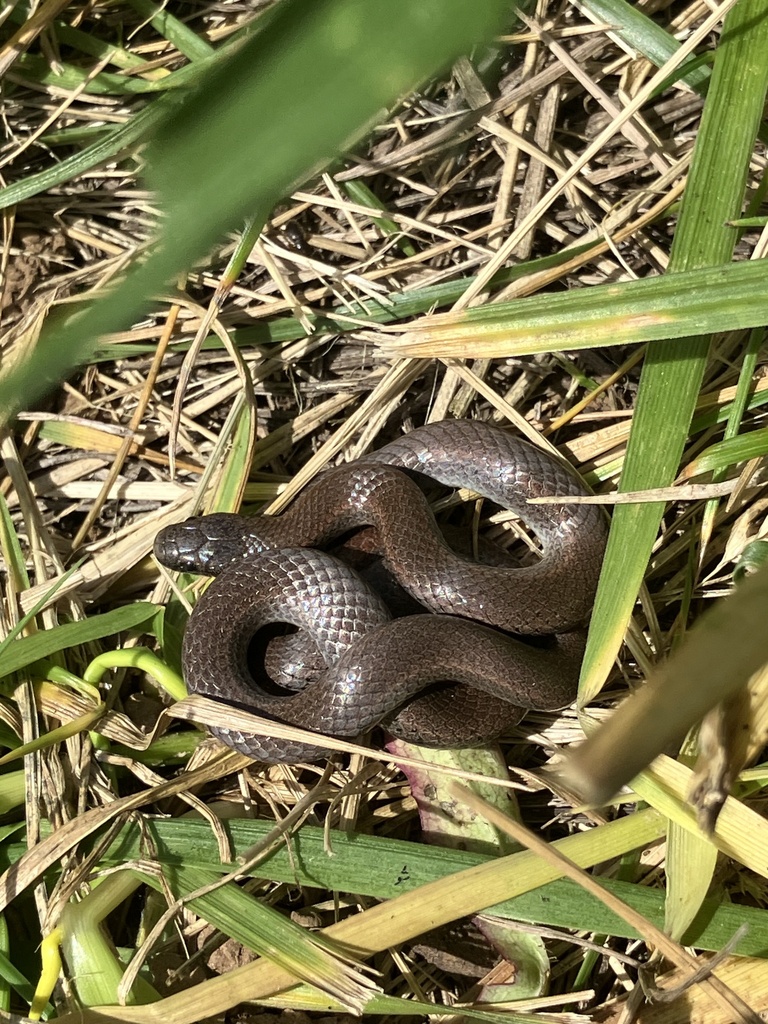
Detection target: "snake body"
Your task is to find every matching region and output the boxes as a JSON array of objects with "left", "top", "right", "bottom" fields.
[{"left": 154, "top": 420, "right": 608, "bottom": 762}]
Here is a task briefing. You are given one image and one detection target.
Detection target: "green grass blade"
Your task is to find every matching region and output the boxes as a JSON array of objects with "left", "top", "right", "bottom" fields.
[
  {"left": 579, "top": 0, "right": 711, "bottom": 92},
  {"left": 0, "top": 917, "right": 52, "bottom": 1015},
  {"left": 0, "top": 605, "right": 157, "bottom": 678},
  {"left": 387, "top": 259, "right": 768, "bottom": 356},
  {"left": 0, "top": 103, "right": 164, "bottom": 211},
  {"left": 144, "top": 0, "right": 507, "bottom": 243},
  {"left": 57, "top": 874, "right": 159, "bottom": 1008},
  {"left": 18, "top": 817, "right": 761, "bottom": 957},
  {"left": 14, "top": 52, "right": 184, "bottom": 94},
  {"left": 125, "top": 0, "right": 214, "bottom": 61},
  {"left": 0, "top": 775, "right": 26, "bottom": 815},
  {"left": 573, "top": 0, "right": 768, "bottom": 947},
  {"left": 580, "top": 0, "right": 768, "bottom": 701},
  {"left": 88, "top": 242, "right": 599, "bottom": 360},
  {"left": 3, "top": 5, "right": 148, "bottom": 71},
  {"left": 683, "top": 423, "right": 768, "bottom": 476},
  {"left": 78, "top": 810, "right": 666, "bottom": 1022},
  {"left": 0, "top": 0, "right": 508, "bottom": 426},
  {"left": 142, "top": 866, "right": 375, "bottom": 1011},
  {"left": 664, "top": 754, "right": 719, "bottom": 941}
]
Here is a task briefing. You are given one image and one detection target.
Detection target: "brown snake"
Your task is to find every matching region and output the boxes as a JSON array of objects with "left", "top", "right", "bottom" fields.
[{"left": 154, "top": 420, "right": 608, "bottom": 762}]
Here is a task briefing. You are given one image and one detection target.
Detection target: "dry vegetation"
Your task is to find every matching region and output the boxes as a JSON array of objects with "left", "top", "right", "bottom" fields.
[{"left": 1, "top": 0, "right": 768, "bottom": 1021}]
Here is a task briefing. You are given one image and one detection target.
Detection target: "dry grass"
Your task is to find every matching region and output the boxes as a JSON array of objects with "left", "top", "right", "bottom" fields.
[{"left": 2, "top": 0, "right": 768, "bottom": 1021}]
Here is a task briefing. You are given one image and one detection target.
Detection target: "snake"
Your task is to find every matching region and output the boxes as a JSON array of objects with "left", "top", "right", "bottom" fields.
[{"left": 154, "top": 419, "right": 608, "bottom": 763}]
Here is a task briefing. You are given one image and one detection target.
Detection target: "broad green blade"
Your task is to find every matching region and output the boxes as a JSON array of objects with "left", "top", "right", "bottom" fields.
[
  {"left": 0, "top": 0, "right": 508, "bottom": 426},
  {"left": 580, "top": 0, "right": 768, "bottom": 701},
  {"left": 386, "top": 259, "right": 768, "bottom": 357}
]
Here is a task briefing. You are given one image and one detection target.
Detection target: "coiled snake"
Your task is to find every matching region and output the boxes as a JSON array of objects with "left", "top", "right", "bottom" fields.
[{"left": 154, "top": 420, "right": 607, "bottom": 762}]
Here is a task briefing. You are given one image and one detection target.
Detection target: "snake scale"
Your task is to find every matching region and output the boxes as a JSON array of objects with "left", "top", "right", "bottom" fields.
[{"left": 154, "top": 419, "right": 608, "bottom": 762}]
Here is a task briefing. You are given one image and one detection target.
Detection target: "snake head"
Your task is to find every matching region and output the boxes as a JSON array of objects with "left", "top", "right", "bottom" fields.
[{"left": 154, "top": 513, "right": 253, "bottom": 576}]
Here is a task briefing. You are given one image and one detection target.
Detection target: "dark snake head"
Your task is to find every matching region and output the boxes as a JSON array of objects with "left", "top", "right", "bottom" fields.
[{"left": 154, "top": 513, "right": 254, "bottom": 576}]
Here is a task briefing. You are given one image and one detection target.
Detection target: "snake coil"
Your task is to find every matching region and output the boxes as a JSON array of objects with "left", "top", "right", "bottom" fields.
[{"left": 154, "top": 420, "right": 608, "bottom": 763}]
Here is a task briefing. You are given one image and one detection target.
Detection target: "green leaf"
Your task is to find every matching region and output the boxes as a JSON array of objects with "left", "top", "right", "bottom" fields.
[
  {"left": 14, "top": 817, "right": 758, "bottom": 958},
  {"left": 386, "top": 259, "right": 768, "bottom": 356},
  {"left": 0, "top": 0, "right": 508, "bottom": 426},
  {"left": 684, "top": 424, "right": 768, "bottom": 477},
  {"left": 0, "top": 605, "right": 157, "bottom": 678},
  {"left": 580, "top": 0, "right": 768, "bottom": 701},
  {"left": 579, "top": 0, "right": 712, "bottom": 93},
  {"left": 145, "top": 0, "right": 508, "bottom": 250},
  {"left": 125, "top": 0, "right": 214, "bottom": 61}
]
